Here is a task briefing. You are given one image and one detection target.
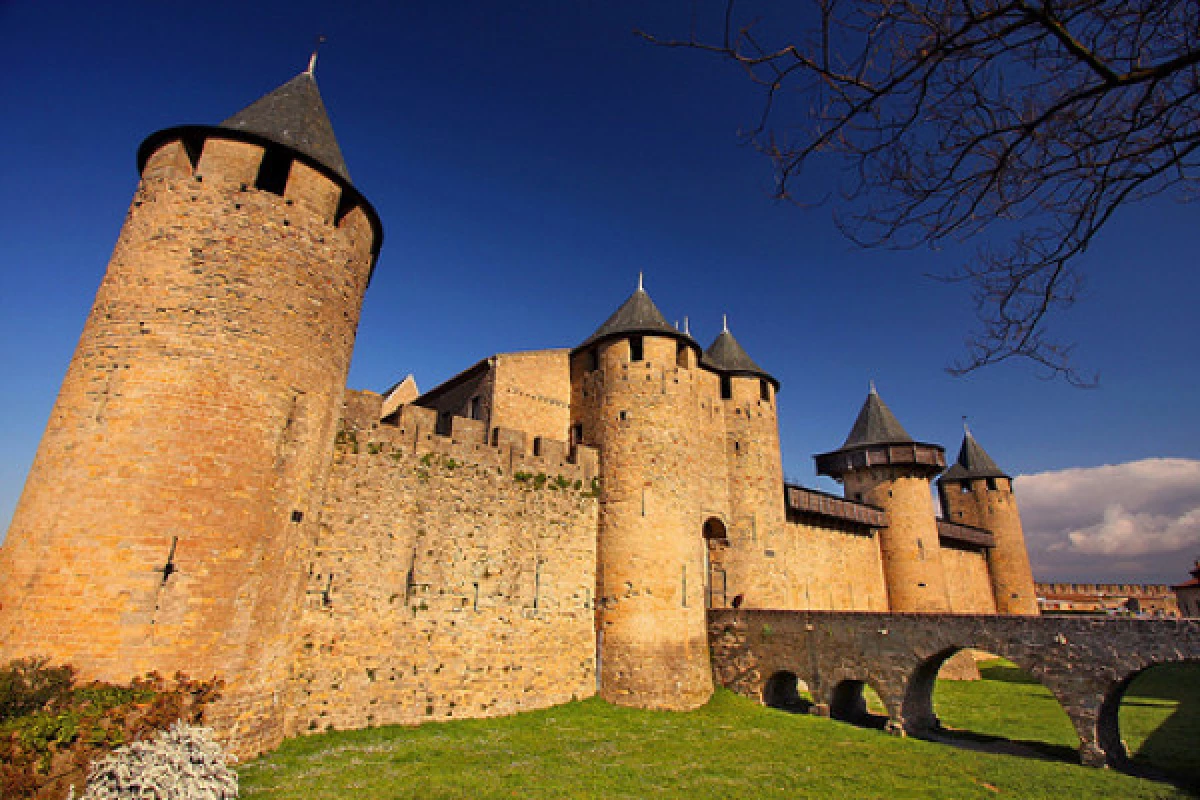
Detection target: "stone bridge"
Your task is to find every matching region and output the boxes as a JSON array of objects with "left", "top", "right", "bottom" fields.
[{"left": 707, "top": 610, "right": 1200, "bottom": 767}]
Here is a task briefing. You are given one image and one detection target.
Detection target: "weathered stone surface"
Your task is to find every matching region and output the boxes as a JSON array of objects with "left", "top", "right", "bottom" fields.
[{"left": 709, "top": 609, "right": 1200, "bottom": 767}]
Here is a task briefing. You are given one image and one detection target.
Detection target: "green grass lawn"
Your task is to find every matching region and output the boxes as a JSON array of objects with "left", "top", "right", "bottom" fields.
[
  {"left": 934, "top": 659, "right": 1200, "bottom": 788},
  {"left": 240, "top": 663, "right": 1199, "bottom": 800}
]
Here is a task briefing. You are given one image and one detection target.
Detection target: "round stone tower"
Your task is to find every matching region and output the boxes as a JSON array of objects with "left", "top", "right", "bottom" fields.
[
  {"left": 702, "top": 319, "right": 786, "bottom": 608},
  {"left": 0, "top": 65, "right": 381, "bottom": 753},
  {"left": 938, "top": 427, "right": 1039, "bottom": 615},
  {"left": 569, "top": 280, "right": 726, "bottom": 710},
  {"left": 814, "top": 386, "right": 950, "bottom": 612}
]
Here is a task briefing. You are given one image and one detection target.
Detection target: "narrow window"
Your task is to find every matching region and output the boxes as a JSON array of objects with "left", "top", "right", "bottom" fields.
[
  {"left": 986, "top": 477, "right": 999, "bottom": 491},
  {"left": 469, "top": 396, "right": 482, "bottom": 420},
  {"left": 587, "top": 348, "right": 599, "bottom": 371},
  {"left": 676, "top": 340, "right": 688, "bottom": 369},
  {"left": 436, "top": 411, "right": 452, "bottom": 436},
  {"left": 533, "top": 437, "right": 543, "bottom": 456},
  {"left": 720, "top": 374, "right": 732, "bottom": 399},
  {"left": 572, "top": 423, "right": 584, "bottom": 445},
  {"left": 255, "top": 148, "right": 292, "bottom": 195},
  {"left": 629, "top": 335, "right": 644, "bottom": 362},
  {"left": 760, "top": 379, "right": 770, "bottom": 402}
]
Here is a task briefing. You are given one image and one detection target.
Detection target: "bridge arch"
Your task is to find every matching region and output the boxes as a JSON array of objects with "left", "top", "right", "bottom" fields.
[
  {"left": 762, "top": 670, "right": 811, "bottom": 712},
  {"left": 829, "top": 677, "right": 892, "bottom": 730},
  {"left": 1095, "top": 655, "right": 1200, "bottom": 768},
  {"left": 900, "top": 645, "right": 1075, "bottom": 742},
  {"left": 706, "top": 610, "right": 1200, "bottom": 768}
]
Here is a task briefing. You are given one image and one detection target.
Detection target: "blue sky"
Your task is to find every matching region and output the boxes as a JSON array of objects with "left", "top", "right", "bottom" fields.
[{"left": 1, "top": 2, "right": 1198, "bottom": 583}]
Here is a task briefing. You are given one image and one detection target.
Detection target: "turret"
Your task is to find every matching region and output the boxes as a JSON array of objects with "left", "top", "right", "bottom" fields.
[
  {"left": 569, "top": 277, "right": 726, "bottom": 710},
  {"left": 0, "top": 62, "right": 381, "bottom": 754},
  {"left": 703, "top": 319, "right": 788, "bottom": 608},
  {"left": 814, "top": 386, "right": 950, "bottom": 612},
  {"left": 938, "top": 427, "right": 1038, "bottom": 615}
]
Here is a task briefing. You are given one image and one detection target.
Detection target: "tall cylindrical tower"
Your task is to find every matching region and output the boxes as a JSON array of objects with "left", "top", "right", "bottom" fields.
[
  {"left": 570, "top": 283, "right": 726, "bottom": 710},
  {"left": 703, "top": 322, "right": 787, "bottom": 608},
  {"left": 815, "top": 386, "right": 950, "bottom": 612},
  {"left": 938, "top": 428, "right": 1039, "bottom": 615},
  {"left": 0, "top": 68, "right": 381, "bottom": 753}
]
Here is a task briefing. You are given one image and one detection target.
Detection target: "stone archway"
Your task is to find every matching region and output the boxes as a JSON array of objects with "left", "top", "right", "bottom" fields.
[
  {"left": 902, "top": 646, "right": 1082, "bottom": 763},
  {"left": 763, "top": 671, "right": 811, "bottom": 713},
  {"left": 702, "top": 517, "right": 728, "bottom": 609},
  {"left": 1096, "top": 657, "right": 1200, "bottom": 771},
  {"left": 830, "top": 679, "right": 889, "bottom": 730}
]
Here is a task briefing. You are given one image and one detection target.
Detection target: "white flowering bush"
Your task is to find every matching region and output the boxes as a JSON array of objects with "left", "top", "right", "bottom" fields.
[{"left": 74, "top": 722, "right": 237, "bottom": 799}]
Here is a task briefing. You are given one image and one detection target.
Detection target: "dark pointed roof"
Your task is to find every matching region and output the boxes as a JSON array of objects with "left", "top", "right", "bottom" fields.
[
  {"left": 220, "top": 71, "right": 350, "bottom": 182},
  {"left": 814, "top": 385, "right": 946, "bottom": 478},
  {"left": 841, "top": 387, "right": 914, "bottom": 448},
  {"left": 702, "top": 328, "right": 778, "bottom": 388},
  {"left": 941, "top": 429, "right": 1010, "bottom": 481},
  {"left": 578, "top": 287, "right": 685, "bottom": 349}
]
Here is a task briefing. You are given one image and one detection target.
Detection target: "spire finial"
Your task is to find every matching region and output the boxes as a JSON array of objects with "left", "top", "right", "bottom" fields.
[
  {"left": 683, "top": 316, "right": 690, "bottom": 335},
  {"left": 722, "top": 314, "right": 729, "bottom": 333},
  {"left": 637, "top": 271, "right": 644, "bottom": 292},
  {"left": 962, "top": 415, "right": 972, "bottom": 436},
  {"left": 869, "top": 379, "right": 877, "bottom": 394},
  {"left": 306, "top": 35, "right": 327, "bottom": 75}
]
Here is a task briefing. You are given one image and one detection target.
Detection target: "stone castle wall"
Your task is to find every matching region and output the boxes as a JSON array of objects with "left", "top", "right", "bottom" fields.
[
  {"left": 572, "top": 336, "right": 724, "bottom": 710},
  {"left": 285, "top": 395, "right": 599, "bottom": 736},
  {"left": 844, "top": 469, "right": 951, "bottom": 612},
  {"left": 490, "top": 350, "right": 572, "bottom": 443},
  {"left": 941, "top": 477, "right": 1038, "bottom": 614},
  {"left": 939, "top": 544, "right": 998, "bottom": 613},
  {"left": 769, "top": 520, "right": 891, "bottom": 611},
  {"left": 0, "top": 133, "right": 377, "bottom": 756}
]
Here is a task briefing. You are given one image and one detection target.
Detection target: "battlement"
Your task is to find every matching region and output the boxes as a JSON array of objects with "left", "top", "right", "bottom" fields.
[
  {"left": 138, "top": 131, "right": 380, "bottom": 268},
  {"left": 338, "top": 391, "right": 598, "bottom": 489}
]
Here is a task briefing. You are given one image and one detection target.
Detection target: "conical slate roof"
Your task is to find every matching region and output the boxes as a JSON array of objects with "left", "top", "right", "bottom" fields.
[
  {"left": 941, "top": 430, "right": 1009, "bottom": 481},
  {"left": 702, "top": 328, "right": 777, "bottom": 387},
  {"left": 221, "top": 71, "right": 350, "bottom": 182},
  {"left": 840, "top": 386, "right": 914, "bottom": 449},
  {"left": 579, "top": 286, "right": 683, "bottom": 349}
]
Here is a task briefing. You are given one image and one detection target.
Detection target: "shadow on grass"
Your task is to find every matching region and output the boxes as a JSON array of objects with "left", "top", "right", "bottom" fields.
[
  {"left": 1124, "top": 665, "right": 1200, "bottom": 796},
  {"left": 916, "top": 726, "right": 1080, "bottom": 764}
]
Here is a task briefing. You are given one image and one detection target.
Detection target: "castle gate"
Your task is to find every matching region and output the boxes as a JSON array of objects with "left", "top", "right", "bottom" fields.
[{"left": 708, "top": 610, "right": 1200, "bottom": 767}]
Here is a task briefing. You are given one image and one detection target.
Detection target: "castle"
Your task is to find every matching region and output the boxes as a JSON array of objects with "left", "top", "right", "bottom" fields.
[{"left": 0, "top": 65, "right": 1038, "bottom": 757}]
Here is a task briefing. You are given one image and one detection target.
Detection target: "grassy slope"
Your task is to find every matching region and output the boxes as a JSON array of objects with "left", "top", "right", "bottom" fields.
[{"left": 240, "top": 665, "right": 1197, "bottom": 800}]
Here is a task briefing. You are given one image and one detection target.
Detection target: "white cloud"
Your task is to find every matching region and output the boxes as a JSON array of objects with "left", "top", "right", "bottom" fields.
[{"left": 1014, "top": 458, "right": 1200, "bottom": 583}]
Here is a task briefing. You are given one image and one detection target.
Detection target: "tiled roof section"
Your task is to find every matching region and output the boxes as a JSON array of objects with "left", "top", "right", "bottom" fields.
[
  {"left": 841, "top": 388, "right": 914, "bottom": 449},
  {"left": 702, "top": 330, "right": 775, "bottom": 385},
  {"left": 579, "top": 288, "right": 681, "bottom": 348},
  {"left": 1173, "top": 561, "right": 1200, "bottom": 590},
  {"left": 941, "top": 431, "right": 1010, "bottom": 482},
  {"left": 221, "top": 71, "right": 351, "bottom": 182}
]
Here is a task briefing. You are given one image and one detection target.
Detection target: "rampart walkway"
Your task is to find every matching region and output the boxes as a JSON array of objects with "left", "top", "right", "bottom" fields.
[{"left": 707, "top": 610, "right": 1200, "bottom": 767}]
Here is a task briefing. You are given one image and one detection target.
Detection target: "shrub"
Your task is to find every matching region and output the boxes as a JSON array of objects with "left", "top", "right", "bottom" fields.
[
  {"left": 0, "top": 662, "right": 220, "bottom": 800},
  {"left": 74, "top": 722, "right": 237, "bottom": 800},
  {"left": 0, "top": 658, "right": 74, "bottom": 723}
]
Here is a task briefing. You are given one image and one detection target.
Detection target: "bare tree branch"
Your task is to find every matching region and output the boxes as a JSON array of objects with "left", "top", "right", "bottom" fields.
[{"left": 640, "top": 0, "right": 1200, "bottom": 384}]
